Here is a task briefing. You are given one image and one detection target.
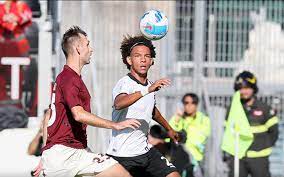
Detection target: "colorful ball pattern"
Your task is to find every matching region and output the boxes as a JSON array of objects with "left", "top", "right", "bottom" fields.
[{"left": 140, "top": 10, "right": 169, "bottom": 40}]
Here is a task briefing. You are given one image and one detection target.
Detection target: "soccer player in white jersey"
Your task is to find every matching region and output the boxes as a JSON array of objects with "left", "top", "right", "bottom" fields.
[{"left": 106, "top": 35, "right": 181, "bottom": 177}]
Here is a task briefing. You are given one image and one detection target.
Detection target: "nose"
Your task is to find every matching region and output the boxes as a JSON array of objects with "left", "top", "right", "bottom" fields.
[{"left": 141, "top": 56, "right": 146, "bottom": 63}]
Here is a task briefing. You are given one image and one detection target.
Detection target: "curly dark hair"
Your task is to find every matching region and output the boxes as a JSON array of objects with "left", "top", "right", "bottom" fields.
[{"left": 120, "top": 35, "right": 156, "bottom": 70}]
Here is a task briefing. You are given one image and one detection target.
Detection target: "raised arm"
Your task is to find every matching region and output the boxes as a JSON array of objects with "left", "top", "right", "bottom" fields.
[
  {"left": 114, "top": 78, "right": 171, "bottom": 110},
  {"left": 152, "top": 106, "right": 179, "bottom": 143}
]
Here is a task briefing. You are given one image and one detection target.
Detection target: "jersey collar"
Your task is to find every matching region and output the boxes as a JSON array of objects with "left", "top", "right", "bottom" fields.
[
  {"left": 64, "top": 65, "right": 81, "bottom": 78},
  {"left": 127, "top": 73, "right": 148, "bottom": 86}
]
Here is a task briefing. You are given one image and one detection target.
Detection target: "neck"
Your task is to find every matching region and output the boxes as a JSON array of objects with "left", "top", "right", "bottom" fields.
[
  {"left": 184, "top": 111, "right": 196, "bottom": 118},
  {"left": 130, "top": 70, "right": 147, "bottom": 84},
  {"left": 245, "top": 97, "right": 255, "bottom": 106},
  {"left": 66, "top": 56, "right": 82, "bottom": 76}
]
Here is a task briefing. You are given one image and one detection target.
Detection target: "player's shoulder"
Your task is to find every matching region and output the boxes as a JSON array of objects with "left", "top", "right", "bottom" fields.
[
  {"left": 116, "top": 75, "right": 134, "bottom": 85},
  {"left": 56, "top": 69, "right": 80, "bottom": 87}
]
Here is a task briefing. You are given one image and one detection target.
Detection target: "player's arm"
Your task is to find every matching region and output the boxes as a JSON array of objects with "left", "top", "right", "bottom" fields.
[
  {"left": 28, "top": 108, "right": 51, "bottom": 155},
  {"left": 152, "top": 106, "right": 179, "bottom": 143},
  {"left": 114, "top": 78, "right": 171, "bottom": 110},
  {"left": 114, "top": 92, "right": 143, "bottom": 110},
  {"left": 62, "top": 78, "right": 140, "bottom": 130},
  {"left": 32, "top": 109, "right": 51, "bottom": 177},
  {"left": 71, "top": 106, "right": 141, "bottom": 130},
  {"left": 27, "top": 129, "right": 42, "bottom": 155},
  {"left": 266, "top": 108, "right": 279, "bottom": 146},
  {"left": 42, "top": 109, "right": 51, "bottom": 146}
]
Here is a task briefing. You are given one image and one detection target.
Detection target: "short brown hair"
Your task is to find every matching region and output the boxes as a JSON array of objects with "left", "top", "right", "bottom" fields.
[{"left": 61, "top": 26, "right": 87, "bottom": 58}]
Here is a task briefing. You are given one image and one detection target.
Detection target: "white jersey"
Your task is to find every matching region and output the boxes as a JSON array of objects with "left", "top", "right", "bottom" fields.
[{"left": 107, "top": 74, "right": 155, "bottom": 157}]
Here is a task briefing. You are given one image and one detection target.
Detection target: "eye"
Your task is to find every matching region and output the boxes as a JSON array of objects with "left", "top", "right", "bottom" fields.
[{"left": 145, "top": 55, "right": 151, "bottom": 59}]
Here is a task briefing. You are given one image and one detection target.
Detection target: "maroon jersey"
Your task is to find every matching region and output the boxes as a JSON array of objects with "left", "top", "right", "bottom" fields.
[{"left": 42, "top": 65, "right": 91, "bottom": 151}]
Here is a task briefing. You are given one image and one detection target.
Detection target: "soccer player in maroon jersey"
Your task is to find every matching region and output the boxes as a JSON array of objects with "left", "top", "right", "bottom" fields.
[{"left": 33, "top": 26, "right": 140, "bottom": 177}]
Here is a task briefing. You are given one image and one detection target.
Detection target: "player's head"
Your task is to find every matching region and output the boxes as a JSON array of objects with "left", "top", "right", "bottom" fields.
[
  {"left": 120, "top": 35, "right": 156, "bottom": 76},
  {"left": 182, "top": 93, "right": 199, "bottom": 116},
  {"left": 234, "top": 71, "right": 258, "bottom": 101},
  {"left": 61, "top": 26, "right": 93, "bottom": 65},
  {"left": 148, "top": 125, "right": 168, "bottom": 146}
]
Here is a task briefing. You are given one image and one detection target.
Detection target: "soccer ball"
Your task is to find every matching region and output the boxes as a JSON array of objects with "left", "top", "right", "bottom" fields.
[{"left": 139, "top": 10, "right": 169, "bottom": 40}]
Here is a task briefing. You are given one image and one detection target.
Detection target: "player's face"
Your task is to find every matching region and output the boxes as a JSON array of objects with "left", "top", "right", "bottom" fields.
[
  {"left": 240, "top": 87, "right": 254, "bottom": 100},
  {"left": 129, "top": 45, "right": 153, "bottom": 76},
  {"left": 183, "top": 96, "right": 197, "bottom": 116},
  {"left": 79, "top": 34, "right": 93, "bottom": 65}
]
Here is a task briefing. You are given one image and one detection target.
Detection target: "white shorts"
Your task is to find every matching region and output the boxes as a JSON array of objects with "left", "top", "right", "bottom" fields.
[{"left": 42, "top": 144, "right": 118, "bottom": 177}]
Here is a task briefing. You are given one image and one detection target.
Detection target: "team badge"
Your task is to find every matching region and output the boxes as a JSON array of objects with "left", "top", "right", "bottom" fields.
[{"left": 253, "top": 110, "right": 263, "bottom": 116}]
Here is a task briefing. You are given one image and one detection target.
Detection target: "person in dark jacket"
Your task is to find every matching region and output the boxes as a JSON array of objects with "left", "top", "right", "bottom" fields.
[
  {"left": 226, "top": 71, "right": 279, "bottom": 177},
  {"left": 148, "top": 125, "right": 193, "bottom": 177}
]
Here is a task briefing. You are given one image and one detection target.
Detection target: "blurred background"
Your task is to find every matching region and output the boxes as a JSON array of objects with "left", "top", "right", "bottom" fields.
[{"left": 0, "top": 0, "right": 284, "bottom": 177}]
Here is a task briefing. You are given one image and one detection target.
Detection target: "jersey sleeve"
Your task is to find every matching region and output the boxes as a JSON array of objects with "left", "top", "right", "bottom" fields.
[
  {"left": 112, "top": 78, "right": 131, "bottom": 100},
  {"left": 265, "top": 106, "right": 279, "bottom": 146},
  {"left": 61, "top": 78, "right": 82, "bottom": 109}
]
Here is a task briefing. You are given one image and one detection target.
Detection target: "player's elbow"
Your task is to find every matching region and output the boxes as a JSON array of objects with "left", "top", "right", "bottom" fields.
[
  {"left": 114, "top": 103, "right": 120, "bottom": 110},
  {"left": 73, "top": 113, "right": 82, "bottom": 122},
  {"left": 113, "top": 95, "right": 128, "bottom": 110},
  {"left": 71, "top": 107, "right": 84, "bottom": 122},
  {"left": 114, "top": 102, "right": 124, "bottom": 110},
  {"left": 27, "top": 148, "right": 34, "bottom": 155}
]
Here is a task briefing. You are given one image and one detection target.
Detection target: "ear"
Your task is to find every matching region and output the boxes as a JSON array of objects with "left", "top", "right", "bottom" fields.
[
  {"left": 151, "top": 59, "right": 154, "bottom": 66},
  {"left": 126, "top": 56, "right": 132, "bottom": 66},
  {"left": 75, "top": 45, "right": 80, "bottom": 55}
]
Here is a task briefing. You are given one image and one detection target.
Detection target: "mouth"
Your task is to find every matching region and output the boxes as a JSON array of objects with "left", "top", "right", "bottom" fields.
[{"left": 140, "top": 66, "right": 147, "bottom": 70}]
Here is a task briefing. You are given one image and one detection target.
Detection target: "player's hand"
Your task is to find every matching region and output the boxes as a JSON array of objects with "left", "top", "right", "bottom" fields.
[
  {"left": 148, "top": 78, "right": 171, "bottom": 93},
  {"left": 173, "top": 109, "right": 184, "bottom": 123},
  {"left": 167, "top": 129, "right": 180, "bottom": 144},
  {"left": 114, "top": 119, "right": 141, "bottom": 130},
  {"left": 32, "top": 159, "right": 43, "bottom": 177}
]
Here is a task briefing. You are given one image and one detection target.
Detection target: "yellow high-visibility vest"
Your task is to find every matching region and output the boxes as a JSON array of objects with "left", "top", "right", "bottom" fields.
[{"left": 169, "top": 111, "right": 211, "bottom": 161}]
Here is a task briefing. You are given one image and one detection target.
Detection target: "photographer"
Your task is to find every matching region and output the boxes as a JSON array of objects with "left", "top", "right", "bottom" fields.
[
  {"left": 169, "top": 93, "right": 211, "bottom": 177},
  {"left": 148, "top": 125, "right": 192, "bottom": 177}
]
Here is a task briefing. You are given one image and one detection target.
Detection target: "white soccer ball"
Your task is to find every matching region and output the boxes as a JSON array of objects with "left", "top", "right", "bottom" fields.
[{"left": 139, "top": 10, "right": 169, "bottom": 40}]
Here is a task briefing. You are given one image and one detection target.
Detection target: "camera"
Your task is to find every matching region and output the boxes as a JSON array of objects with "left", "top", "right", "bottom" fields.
[{"left": 177, "top": 129, "right": 187, "bottom": 144}]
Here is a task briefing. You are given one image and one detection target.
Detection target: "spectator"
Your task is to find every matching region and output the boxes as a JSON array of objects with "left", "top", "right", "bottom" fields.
[
  {"left": 0, "top": 0, "right": 33, "bottom": 102},
  {"left": 148, "top": 125, "right": 192, "bottom": 177},
  {"left": 169, "top": 93, "right": 211, "bottom": 177},
  {"left": 222, "top": 71, "right": 279, "bottom": 177}
]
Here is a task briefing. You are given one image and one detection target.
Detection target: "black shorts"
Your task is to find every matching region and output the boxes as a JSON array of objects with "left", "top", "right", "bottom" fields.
[{"left": 108, "top": 148, "right": 178, "bottom": 177}]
